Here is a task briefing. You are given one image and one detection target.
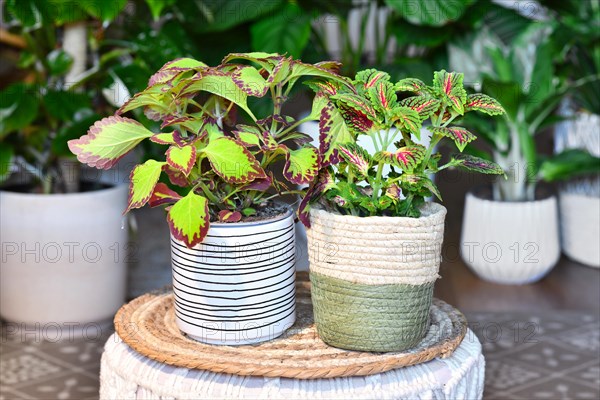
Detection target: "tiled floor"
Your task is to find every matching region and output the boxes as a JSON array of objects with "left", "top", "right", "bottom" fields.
[{"left": 1, "top": 311, "right": 598, "bottom": 399}]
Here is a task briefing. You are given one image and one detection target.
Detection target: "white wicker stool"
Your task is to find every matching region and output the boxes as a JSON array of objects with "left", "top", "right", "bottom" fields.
[{"left": 100, "top": 330, "right": 484, "bottom": 399}]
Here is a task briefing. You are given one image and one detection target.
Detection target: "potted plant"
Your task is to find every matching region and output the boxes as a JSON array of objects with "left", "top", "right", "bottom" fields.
[
  {"left": 0, "top": 1, "right": 132, "bottom": 331},
  {"left": 299, "top": 68, "right": 505, "bottom": 352},
  {"left": 544, "top": 0, "right": 600, "bottom": 267},
  {"left": 450, "top": 23, "right": 600, "bottom": 284},
  {"left": 69, "top": 52, "right": 349, "bottom": 345}
]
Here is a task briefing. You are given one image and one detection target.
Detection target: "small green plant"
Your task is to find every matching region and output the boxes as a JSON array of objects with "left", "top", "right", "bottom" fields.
[
  {"left": 299, "top": 68, "right": 506, "bottom": 225},
  {"left": 69, "top": 53, "right": 349, "bottom": 247}
]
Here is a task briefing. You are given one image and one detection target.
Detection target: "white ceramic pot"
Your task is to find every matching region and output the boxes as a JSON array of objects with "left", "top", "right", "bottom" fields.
[
  {"left": 171, "top": 208, "right": 296, "bottom": 345},
  {"left": 460, "top": 192, "right": 561, "bottom": 284},
  {"left": 559, "top": 193, "right": 600, "bottom": 268},
  {"left": 0, "top": 184, "right": 128, "bottom": 328}
]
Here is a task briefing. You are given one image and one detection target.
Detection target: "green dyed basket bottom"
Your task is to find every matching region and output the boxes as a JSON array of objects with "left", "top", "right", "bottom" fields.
[{"left": 310, "top": 272, "right": 435, "bottom": 352}]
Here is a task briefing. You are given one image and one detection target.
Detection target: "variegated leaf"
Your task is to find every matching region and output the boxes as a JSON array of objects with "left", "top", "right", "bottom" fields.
[
  {"left": 388, "top": 106, "right": 422, "bottom": 135},
  {"left": 338, "top": 143, "right": 371, "bottom": 177},
  {"left": 148, "top": 58, "right": 207, "bottom": 87},
  {"left": 433, "top": 70, "right": 467, "bottom": 114},
  {"left": 430, "top": 126, "right": 476, "bottom": 151},
  {"left": 202, "top": 137, "right": 266, "bottom": 184},
  {"left": 373, "top": 145, "right": 425, "bottom": 170},
  {"left": 68, "top": 116, "right": 153, "bottom": 170},
  {"left": 231, "top": 65, "right": 268, "bottom": 97},
  {"left": 149, "top": 183, "right": 182, "bottom": 207},
  {"left": 298, "top": 169, "right": 335, "bottom": 227},
  {"left": 233, "top": 130, "right": 261, "bottom": 147},
  {"left": 150, "top": 131, "right": 186, "bottom": 146},
  {"left": 166, "top": 144, "right": 196, "bottom": 176},
  {"left": 319, "top": 102, "right": 353, "bottom": 166},
  {"left": 401, "top": 174, "right": 442, "bottom": 201},
  {"left": 163, "top": 166, "right": 189, "bottom": 187},
  {"left": 167, "top": 190, "right": 210, "bottom": 247},
  {"left": 179, "top": 70, "right": 255, "bottom": 120},
  {"left": 218, "top": 210, "right": 243, "bottom": 222},
  {"left": 160, "top": 116, "right": 205, "bottom": 135},
  {"left": 453, "top": 153, "right": 506, "bottom": 175},
  {"left": 395, "top": 78, "right": 427, "bottom": 93},
  {"left": 368, "top": 80, "right": 397, "bottom": 112},
  {"left": 332, "top": 93, "right": 379, "bottom": 122},
  {"left": 339, "top": 106, "right": 375, "bottom": 134},
  {"left": 240, "top": 174, "right": 273, "bottom": 191},
  {"left": 356, "top": 69, "right": 390, "bottom": 88},
  {"left": 465, "top": 94, "right": 506, "bottom": 116},
  {"left": 126, "top": 160, "right": 165, "bottom": 212},
  {"left": 283, "top": 146, "right": 320, "bottom": 185},
  {"left": 399, "top": 96, "right": 441, "bottom": 121},
  {"left": 385, "top": 184, "right": 402, "bottom": 200}
]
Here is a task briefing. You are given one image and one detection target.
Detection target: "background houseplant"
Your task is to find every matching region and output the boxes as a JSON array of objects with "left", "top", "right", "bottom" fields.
[
  {"left": 0, "top": 0, "right": 132, "bottom": 330},
  {"left": 543, "top": 0, "right": 600, "bottom": 267},
  {"left": 450, "top": 21, "right": 600, "bottom": 284},
  {"left": 301, "top": 68, "right": 505, "bottom": 351},
  {"left": 69, "top": 52, "right": 350, "bottom": 344}
]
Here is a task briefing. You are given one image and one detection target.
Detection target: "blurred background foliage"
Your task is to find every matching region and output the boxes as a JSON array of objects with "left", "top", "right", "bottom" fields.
[{"left": 0, "top": 0, "right": 598, "bottom": 192}]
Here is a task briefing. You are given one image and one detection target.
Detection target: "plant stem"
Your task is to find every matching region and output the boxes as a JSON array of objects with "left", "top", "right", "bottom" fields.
[
  {"left": 420, "top": 133, "right": 442, "bottom": 173},
  {"left": 371, "top": 161, "right": 384, "bottom": 201},
  {"left": 195, "top": 181, "right": 220, "bottom": 204}
]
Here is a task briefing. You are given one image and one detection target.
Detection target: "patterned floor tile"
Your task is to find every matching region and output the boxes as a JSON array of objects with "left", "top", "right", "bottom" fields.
[
  {"left": 511, "top": 341, "right": 593, "bottom": 372},
  {"left": 553, "top": 322, "right": 600, "bottom": 354},
  {"left": 563, "top": 363, "right": 600, "bottom": 388},
  {"left": 508, "top": 379, "right": 599, "bottom": 400},
  {"left": 12, "top": 373, "right": 99, "bottom": 400},
  {"left": 484, "top": 359, "right": 544, "bottom": 392},
  {"left": 0, "top": 352, "right": 63, "bottom": 386}
]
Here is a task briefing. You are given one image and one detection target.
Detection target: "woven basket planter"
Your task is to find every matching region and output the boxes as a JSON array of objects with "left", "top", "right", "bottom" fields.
[
  {"left": 171, "top": 208, "right": 296, "bottom": 346},
  {"left": 306, "top": 203, "right": 446, "bottom": 352}
]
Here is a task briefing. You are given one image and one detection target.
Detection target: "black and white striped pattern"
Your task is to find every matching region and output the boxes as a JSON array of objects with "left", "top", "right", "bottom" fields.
[{"left": 171, "top": 211, "right": 296, "bottom": 345}]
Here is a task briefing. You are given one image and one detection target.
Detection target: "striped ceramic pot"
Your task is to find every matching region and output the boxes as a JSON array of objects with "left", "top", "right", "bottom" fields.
[
  {"left": 171, "top": 208, "right": 296, "bottom": 345},
  {"left": 307, "top": 203, "right": 446, "bottom": 352}
]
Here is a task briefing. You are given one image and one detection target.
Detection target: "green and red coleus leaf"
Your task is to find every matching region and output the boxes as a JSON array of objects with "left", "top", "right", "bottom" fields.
[
  {"left": 167, "top": 190, "right": 210, "bottom": 247},
  {"left": 218, "top": 210, "right": 243, "bottom": 223},
  {"left": 395, "top": 78, "right": 427, "bottom": 93},
  {"left": 240, "top": 174, "right": 273, "bottom": 191},
  {"left": 166, "top": 144, "right": 196, "bottom": 176},
  {"left": 430, "top": 126, "right": 476, "bottom": 151},
  {"left": 332, "top": 93, "right": 379, "bottom": 122},
  {"left": 231, "top": 65, "right": 268, "bottom": 97},
  {"left": 68, "top": 116, "right": 153, "bottom": 170},
  {"left": 147, "top": 58, "right": 207, "bottom": 87},
  {"left": 150, "top": 131, "right": 187, "bottom": 147},
  {"left": 368, "top": 80, "right": 397, "bottom": 113},
  {"left": 149, "top": 182, "right": 182, "bottom": 207},
  {"left": 202, "top": 137, "right": 266, "bottom": 184},
  {"left": 163, "top": 165, "right": 189, "bottom": 187},
  {"left": 126, "top": 160, "right": 166, "bottom": 212},
  {"left": 453, "top": 153, "right": 506, "bottom": 175},
  {"left": 465, "top": 94, "right": 506, "bottom": 116},
  {"left": 298, "top": 169, "right": 335, "bottom": 227},
  {"left": 338, "top": 143, "right": 371, "bottom": 178},
  {"left": 356, "top": 68, "right": 391, "bottom": 89},
  {"left": 283, "top": 145, "right": 320, "bottom": 185},
  {"left": 433, "top": 70, "right": 467, "bottom": 114},
  {"left": 319, "top": 102, "right": 353, "bottom": 166},
  {"left": 400, "top": 173, "right": 442, "bottom": 201},
  {"left": 399, "top": 96, "right": 441, "bottom": 121},
  {"left": 233, "top": 125, "right": 261, "bottom": 147},
  {"left": 373, "top": 145, "right": 426, "bottom": 171},
  {"left": 388, "top": 106, "right": 422, "bottom": 135},
  {"left": 385, "top": 184, "right": 402, "bottom": 200}
]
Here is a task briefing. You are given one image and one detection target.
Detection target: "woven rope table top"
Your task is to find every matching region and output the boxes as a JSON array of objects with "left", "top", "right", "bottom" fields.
[{"left": 114, "top": 272, "right": 468, "bottom": 379}]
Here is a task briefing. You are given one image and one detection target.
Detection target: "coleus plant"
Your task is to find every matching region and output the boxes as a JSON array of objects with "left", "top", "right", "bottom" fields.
[
  {"left": 69, "top": 53, "right": 350, "bottom": 247},
  {"left": 299, "top": 68, "right": 506, "bottom": 225}
]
